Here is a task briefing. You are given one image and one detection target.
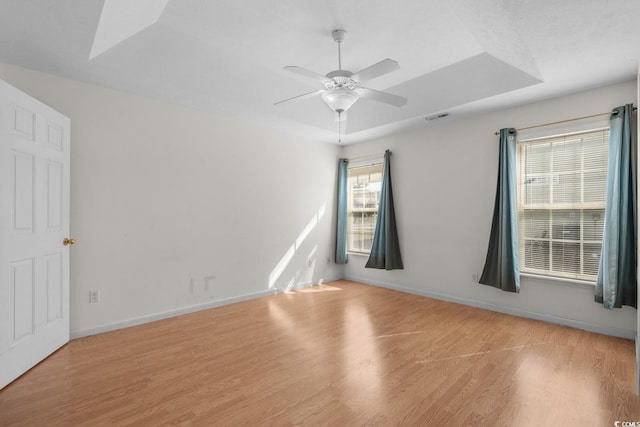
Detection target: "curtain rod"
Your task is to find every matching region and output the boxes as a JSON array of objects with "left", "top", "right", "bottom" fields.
[
  {"left": 346, "top": 151, "right": 391, "bottom": 162},
  {"left": 494, "top": 107, "right": 637, "bottom": 135}
]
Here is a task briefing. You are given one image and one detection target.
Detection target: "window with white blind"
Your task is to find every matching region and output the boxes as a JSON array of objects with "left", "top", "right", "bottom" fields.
[
  {"left": 517, "top": 128, "right": 609, "bottom": 282},
  {"left": 347, "top": 163, "right": 383, "bottom": 254}
]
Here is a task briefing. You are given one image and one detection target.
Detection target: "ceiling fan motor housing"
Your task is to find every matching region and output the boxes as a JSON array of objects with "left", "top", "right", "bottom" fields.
[{"left": 325, "top": 70, "right": 358, "bottom": 90}]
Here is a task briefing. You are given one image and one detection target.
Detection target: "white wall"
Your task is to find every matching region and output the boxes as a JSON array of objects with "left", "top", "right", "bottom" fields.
[
  {"left": 0, "top": 62, "right": 342, "bottom": 336},
  {"left": 1, "top": 61, "right": 635, "bottom": 340},
  {"left": 342, "top": 80, "right": 638, "bottom": 339}
]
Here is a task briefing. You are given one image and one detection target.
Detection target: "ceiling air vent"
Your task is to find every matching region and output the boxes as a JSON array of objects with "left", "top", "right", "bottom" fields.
[{"left": 425, "top": 113, "right": 449, "bottom": 121}]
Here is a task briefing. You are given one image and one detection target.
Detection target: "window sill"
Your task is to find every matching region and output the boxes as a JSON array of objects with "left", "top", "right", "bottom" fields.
[
  {"left": 347, "top": 251, "right": 370, "bottom": 257},
  {"left": 520, "top": 272, "right": 595, "bottom": 288}
]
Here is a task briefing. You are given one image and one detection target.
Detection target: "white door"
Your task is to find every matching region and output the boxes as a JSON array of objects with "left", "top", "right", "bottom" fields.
[{"left": 0, "top": 79, "right": 71, "bottom": 390}]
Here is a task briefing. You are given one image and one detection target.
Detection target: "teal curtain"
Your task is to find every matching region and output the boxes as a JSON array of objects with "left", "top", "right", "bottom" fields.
[
  {"left": 335, "top": 159, "right": 349, "bottom": 264},
  {"left": 595, "top": 104, "right": 637, "bottom": 309},
  {"left": 366, "top": 150, "right": 403, "bottom": 270},
  {"left": 479, "top": 128, "right": 520, "bottom": 293}
]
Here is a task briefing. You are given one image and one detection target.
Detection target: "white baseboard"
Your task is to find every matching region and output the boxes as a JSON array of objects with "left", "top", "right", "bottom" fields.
[
  {"left": 70, "top": 280, "right": 327, "bottom": 339},
  {"left": 71, "top": 274, "right": 345, "bottom": 339},
  {"left": 344, "top": 275, "right": 636, "bottom": 340},
  {"left": 72, "top": 274, "right": 634, "bottom": 342}
]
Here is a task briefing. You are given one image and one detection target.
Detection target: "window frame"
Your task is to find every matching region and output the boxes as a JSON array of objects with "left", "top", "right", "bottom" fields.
[
  {"left": 516, "top": 127, "right": 609, "bottom": 285},
  {"left": 346, "top": 161, "right": 384, "bottom": 255}
]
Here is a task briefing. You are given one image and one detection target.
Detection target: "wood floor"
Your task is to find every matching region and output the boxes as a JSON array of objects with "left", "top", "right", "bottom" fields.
[{"left": 1, "top": 280, "right": 639, "bottom": 426}]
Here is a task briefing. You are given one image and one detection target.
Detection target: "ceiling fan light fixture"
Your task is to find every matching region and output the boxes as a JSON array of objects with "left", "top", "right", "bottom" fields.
[{"left": 321, "top": 88, "right": 359, "bottom": 113}]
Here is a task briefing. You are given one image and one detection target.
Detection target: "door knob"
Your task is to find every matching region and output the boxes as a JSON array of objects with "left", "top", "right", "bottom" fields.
[{"left": 63, "top": 238, "right": 76, "bottom": 246}]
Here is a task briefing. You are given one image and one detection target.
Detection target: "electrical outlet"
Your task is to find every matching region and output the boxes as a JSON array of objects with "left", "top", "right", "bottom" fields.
[
  {"left": 472, "top": 273, "right": 480, "bottom": 283},
  {"left": 89, "top": 290, "right": 100, "bottom": 303},
  {"left": 204, "top": 275, "right": 216, "bottom": 291}
]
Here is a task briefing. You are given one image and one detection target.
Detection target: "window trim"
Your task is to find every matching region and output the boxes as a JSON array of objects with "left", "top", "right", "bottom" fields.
[
  {"left": 520, "top": 272, "right": 595, "bottom": 288},
  {"left": 346, "top": 161, "right": 384, "bottom": 255},
  {"left": 346, "top": 250, "right": 371, "bottom": 257},
  {"left": 516, "top": 127, "right": 609, "bottom": 283}
]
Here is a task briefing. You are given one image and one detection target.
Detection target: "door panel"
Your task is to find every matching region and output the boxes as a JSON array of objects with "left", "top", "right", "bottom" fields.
[
  {"left": 46, "top": 161, "right": 63, "bottom": 230},
  {"left": 46, "top": 122, "right": 63, "bottom": 152},
  {"left": 45, "top": 253, "right": 63, "bottom": 323},
  {"left": 11, "top": 151, "right": 34, "bottom": 232},
  {"left": 0, "top": 79, "right": 70, "bottom": 390},
  {"left": 13, "top": 107, "right": 35, "bottom": 141},
  {"left": 11, "top": 258, "right": 34, "bottom": 343}
]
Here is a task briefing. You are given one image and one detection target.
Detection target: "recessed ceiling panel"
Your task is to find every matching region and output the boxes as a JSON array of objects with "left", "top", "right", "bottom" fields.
[
  {"left": 0, "top": 0, "right": 638, "bottom": 143},
  {"left": 89, "top": 0, "right": 169, "bottom": 59},
  {"left": 345, "top": 53, "right": 543, "bottom": 134}
]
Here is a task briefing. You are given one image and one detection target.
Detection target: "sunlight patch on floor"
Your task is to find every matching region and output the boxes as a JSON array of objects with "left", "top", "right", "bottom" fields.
[
  {"left": 291, "top": 284, "right": 343, "bottom": 293},
  {"left": 376, "top": 331, "right": 424, "bottom": 338}
]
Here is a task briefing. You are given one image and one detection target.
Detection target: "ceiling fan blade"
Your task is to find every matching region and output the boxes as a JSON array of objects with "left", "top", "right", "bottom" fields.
[
  {"left": 357, "top": 87, "right": 407, "bottom": 107},
  {"left": 274, "top": 90, "right": 324, "bottom": 106},
  {"left": 351, "top": 59, "right": 400, "bottom": 82},
  {"left": 283, "top": 66, "right": 328, "bottom": 82}
]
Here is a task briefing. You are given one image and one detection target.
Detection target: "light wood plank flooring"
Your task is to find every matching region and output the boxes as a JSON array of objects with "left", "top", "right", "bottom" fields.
[{"left": 1, "top": 280, "right": 639, "bottom": 426}]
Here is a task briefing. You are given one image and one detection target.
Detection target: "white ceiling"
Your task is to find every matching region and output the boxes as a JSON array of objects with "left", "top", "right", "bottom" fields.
[{"left": 0, "top": 0, "right": 639, "bottom": 144}]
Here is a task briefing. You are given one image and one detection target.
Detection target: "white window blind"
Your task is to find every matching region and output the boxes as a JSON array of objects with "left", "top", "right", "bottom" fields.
[
  {"left": 517, "top": 128, "right": 609, "bottom": 282},
  {"left": 347, "top": 163, "right": 383, "bottom": 254}
]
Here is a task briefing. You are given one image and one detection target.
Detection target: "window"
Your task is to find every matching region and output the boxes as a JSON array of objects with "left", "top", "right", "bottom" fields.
[
  {"left": 517, "top": 129, "right": 608, "bottom": 282},
  {"left": 347, "top": 163, "right": 383, "bottom": 254}
]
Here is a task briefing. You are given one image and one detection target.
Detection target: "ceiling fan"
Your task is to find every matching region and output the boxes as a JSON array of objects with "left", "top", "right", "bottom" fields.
[{"left": 275, "top": 29, "right": 407, "bottom": 122}]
